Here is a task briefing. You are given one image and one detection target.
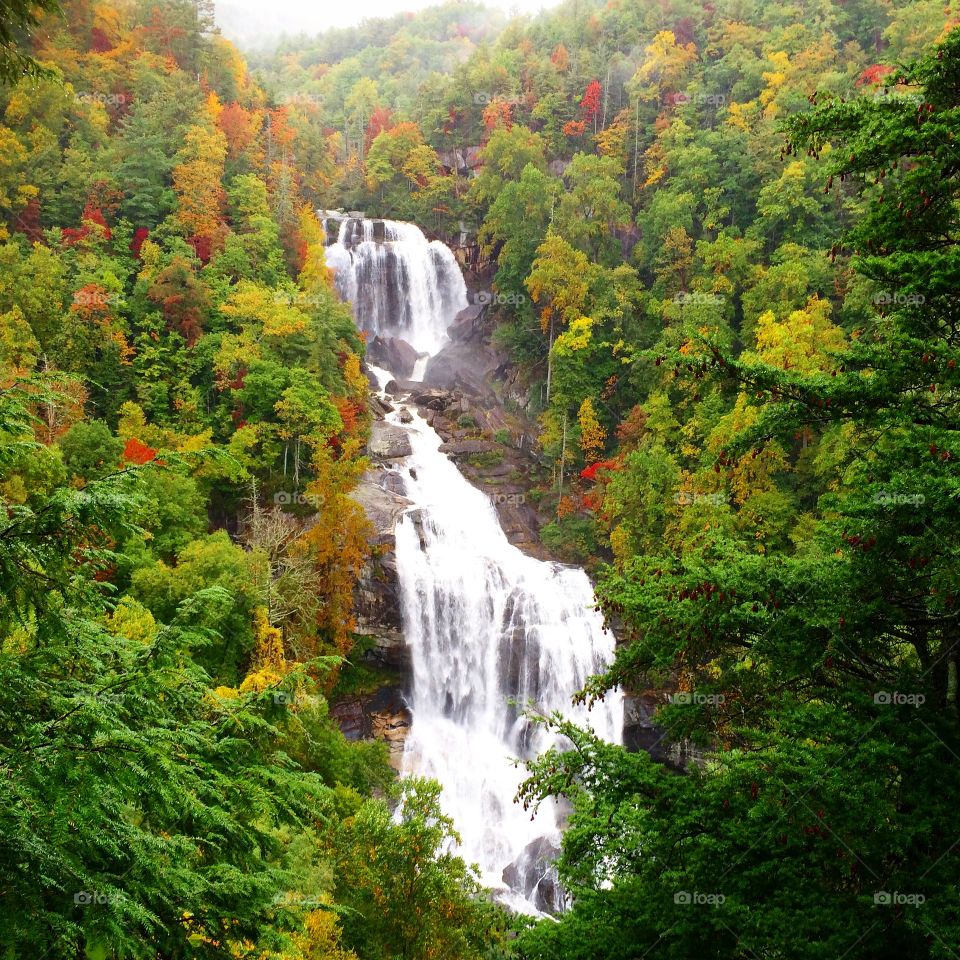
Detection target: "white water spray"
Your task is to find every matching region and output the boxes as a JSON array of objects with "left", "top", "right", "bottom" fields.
[
  {"left": 322, "top": 215, "right": 468, "bottom": 355},
  {"left": 392, "top": 404, "right": 622, "bottom": 913}
]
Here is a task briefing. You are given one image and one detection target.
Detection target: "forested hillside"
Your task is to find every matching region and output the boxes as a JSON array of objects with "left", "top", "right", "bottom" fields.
[{"left": 1, "top": 0, "right": 959, "bottom": 956}]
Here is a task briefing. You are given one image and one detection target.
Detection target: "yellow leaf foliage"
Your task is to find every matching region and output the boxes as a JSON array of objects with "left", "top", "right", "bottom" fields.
[
  {"left": 578, "top": 397, "right": 607, "bottom": 463},
  {"left": 239, "top": 606, "right": 287, "bottom": 693}
]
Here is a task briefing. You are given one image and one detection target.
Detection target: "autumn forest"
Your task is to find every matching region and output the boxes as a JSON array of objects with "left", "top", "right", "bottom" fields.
[{"left": 1, "top": 0, "right": 959, "bottom": 956}]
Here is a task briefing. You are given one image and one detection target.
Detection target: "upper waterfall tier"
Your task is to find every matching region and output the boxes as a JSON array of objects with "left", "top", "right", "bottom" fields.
[{"left": 321, "top": 215, "right": 468, "bottom": 356}]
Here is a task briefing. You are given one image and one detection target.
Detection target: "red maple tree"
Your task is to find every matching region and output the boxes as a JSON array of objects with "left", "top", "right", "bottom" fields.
[
  {"left": 580, "top": 79, "right": 602, "bottom": 129},
  {"left": 122, "top": 437, "right": 157, "bottom": 465}
]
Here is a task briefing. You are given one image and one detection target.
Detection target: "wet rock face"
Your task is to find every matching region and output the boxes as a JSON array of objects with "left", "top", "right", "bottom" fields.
[
  {"left": 330, "top": 685, "right": 411, "bottom": 770},
  {"left": 350, "top": 469, "right": 410, "bottom": 670},
  {"left": 439, "top": 438, "right": 499, "bottom": 458},
  {"left": 368, "top": 420, "right": 413, "bottom": 460},
  {"left": 622, "top": 691, "right": 704, "bottom": 770},
  {"left": 502, "top": 836, "right": 567, "bottom": 915},
  {"left": 401, "top": 384, "right": 548, "bottom": 558},
  {"left": 384, "top": 378, "right": 422, "bottom": 397},
  {"left": 350, "top": 468, "right": 410, "bottom": 544},
  {"left": 446, "top": 303, "right": 484, "bottom": 342},
  {"left": 422, "top": 305, "right": 500, "bottom": 399},
  {"left": 367, "top": 335, "right": 420, "bottom": 380}
]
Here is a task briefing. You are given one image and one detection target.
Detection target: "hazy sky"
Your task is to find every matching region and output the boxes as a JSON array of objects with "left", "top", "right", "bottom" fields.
[{"left": 217, "top": 0, "right": 563, "bottom": 44}]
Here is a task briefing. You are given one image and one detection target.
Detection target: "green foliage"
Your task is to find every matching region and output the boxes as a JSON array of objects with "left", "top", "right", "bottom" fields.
[
  {"left": 540, "top": 516, "right": 598, "bottom": 565},
  {"left": 3, "top": 0, "right": 960, "bottom": 956},
  {"left": 329, "top": 778, "right": 495, "bottom": 960},
  {"left": 0, "top": 0, "right": 61, "bottom": 84},
  {"left": 0, "top": 9, "right": 505, "bottom": 956},
  {"left": 58, "top": 419, "right": 123, "bottom": 481},
  {"left": 516, "top": 26, "right": 960, "bottom": 960}
]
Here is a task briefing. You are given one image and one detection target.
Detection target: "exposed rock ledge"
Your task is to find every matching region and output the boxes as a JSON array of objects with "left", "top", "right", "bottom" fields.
[
  {"left": 411, "top": 386, "right": 549, "bottom": 560},
  {"left": 350, "top": 468, "right": 411, "bottom": 669},
  {"left": 329, "top": 685, "right": 411, "bottom": 771},
  {"left": 337, "top": 466, "right": 414, "bottom": 768}
]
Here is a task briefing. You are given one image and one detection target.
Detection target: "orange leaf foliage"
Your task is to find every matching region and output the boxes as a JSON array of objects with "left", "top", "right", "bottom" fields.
[{"left": 122, "top": 437, "right": 157, "bottom": 465}]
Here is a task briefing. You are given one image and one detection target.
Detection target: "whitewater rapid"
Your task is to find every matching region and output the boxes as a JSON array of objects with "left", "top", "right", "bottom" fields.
[{"left": 390, "top": 396, "right": 622, "bottom": 912}]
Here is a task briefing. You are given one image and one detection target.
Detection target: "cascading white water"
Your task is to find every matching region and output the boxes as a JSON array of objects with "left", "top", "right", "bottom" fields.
[
  {"left": 322, "top": 215, "right": 468, "bottom": 355},
  {"left": 341, "top": 218, "right": 622, "bottom": 914},
  {"left": 391, "top": 405, "right": 623, "bottom": 914}
]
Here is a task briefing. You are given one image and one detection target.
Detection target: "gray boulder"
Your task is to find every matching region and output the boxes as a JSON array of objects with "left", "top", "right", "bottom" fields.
[
  {"left": 369, "top": 421, "right": 412, "bottom": 460},
  {"left": 367, "top": 335, "right": 419, "bottom": 379}
]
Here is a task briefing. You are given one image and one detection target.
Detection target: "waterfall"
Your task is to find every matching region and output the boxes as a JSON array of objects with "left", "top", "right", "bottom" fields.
[
  {"left": 322, "top": 214, "right": 468, "bottom": 356},
  {"left": 343, "top": 217, "right": 622, "bottom": 914},
  {"left": 392, "top": 407, "right": 622, "bottom": 914}
]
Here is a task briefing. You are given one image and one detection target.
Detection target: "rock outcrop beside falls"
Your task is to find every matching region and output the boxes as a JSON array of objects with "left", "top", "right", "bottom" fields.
[
  {"left": 365, "top": 335, "right": 420, "bottom": 380},
  {"left": 350, "top": 469, "right": 410, "bottom": 670},
  {"left": 377, "top": 301, "right": 555, "bottom": 559},
  {"left": 410, "top": 387, "right": 547, "bottom": 558},
  {"left": 338, "top": 433, "right": 418, "bottom": 769}
]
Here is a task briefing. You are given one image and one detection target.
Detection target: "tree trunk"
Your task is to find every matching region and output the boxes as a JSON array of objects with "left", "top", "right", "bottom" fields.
[
  {"left": 545, "top": 314, "right": 555, "bottom": 403},
  {"left": 557, "top": 411, "right": 567, "bottom": 513}
]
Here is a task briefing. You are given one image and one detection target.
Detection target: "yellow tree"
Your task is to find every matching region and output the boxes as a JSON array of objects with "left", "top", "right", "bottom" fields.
[
  {"left": 296, "top": 206, "right": 336, "bottom": 290},
  {"left": 578, "top": 396, "right": 606, "bottom": 463},
  {"left": 526, "top": 232, "right": 593, "bottom": 401},
  {"left": 238, "top": 606, "right": 287, "bottom": 693},
  {"left": 748, "top": 296, "right": 846, "bottom": 374},
  {"left": 171, "top": 119, "right": 228, "bottom": 258},
  {"left": 299, "top": 446, "right": 371, "bottom": 659},
  {"left": 628, "top": 31, "right": 698, "bottom": 104}
]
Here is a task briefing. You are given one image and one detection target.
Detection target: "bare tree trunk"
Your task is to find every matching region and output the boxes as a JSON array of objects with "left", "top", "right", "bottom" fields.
[
  {"left": 545, "top": 315, "right": 555, "bottom": 404},
  {"left": 633, "top": 98, "right": 640, "bottom": 197},
  {"left": 557, "top": 411, "right": 567, "bottom": 513}
]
